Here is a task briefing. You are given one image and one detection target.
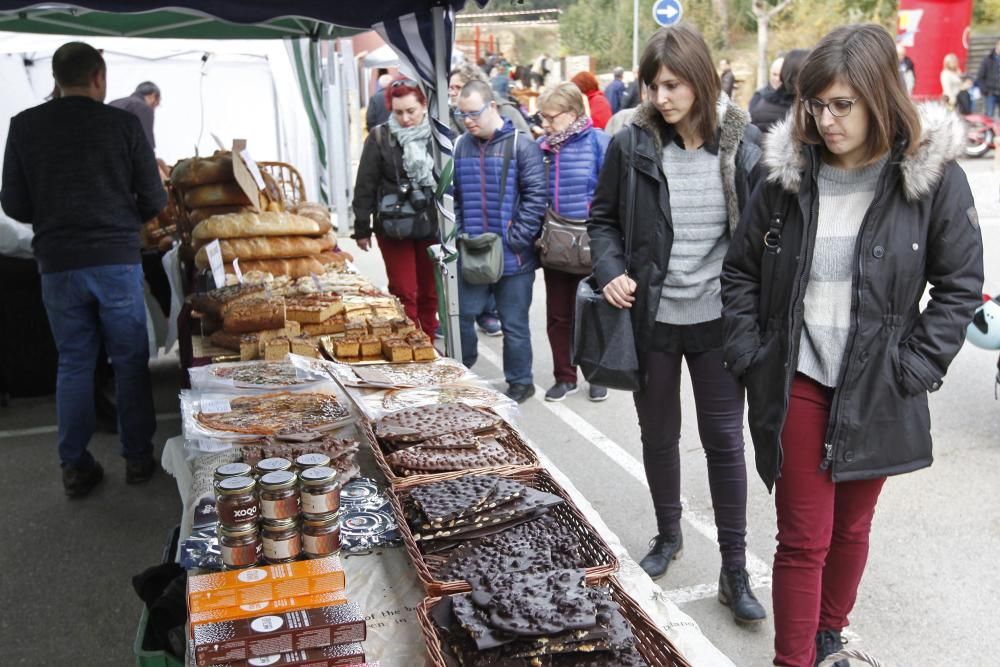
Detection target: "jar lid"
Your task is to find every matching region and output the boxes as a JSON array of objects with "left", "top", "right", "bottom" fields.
[
  {"left": 295, "top": 453, "right": 331, "bottom": 468},
  {"left": 303, "top": 512, "right": 341, "bottom": 528},
  {"left": 256, "top": 457, "right": 292, "bottom": 473},
  {"left": 262, "top": 517, "right": 298, "bottom": 531},
  {"left": 216, "top": 475, "right": 256, "bottom": 494},
  {"left": 218, "top": 522, "right": 258, "bottom": 538},
  {"left": 299, "top": 466, "right": 338, "bottom": 486},
  {"left": 259, "top": 470, "right": 297, "bottom": 489},
  {"left": 214, "top": 462, "right": 253, "bottom": 479}
]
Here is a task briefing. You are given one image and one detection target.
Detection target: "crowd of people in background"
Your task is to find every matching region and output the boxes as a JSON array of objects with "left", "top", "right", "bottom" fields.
[{"left": 352, "top": 20, "right": 985, "bottom": 667}]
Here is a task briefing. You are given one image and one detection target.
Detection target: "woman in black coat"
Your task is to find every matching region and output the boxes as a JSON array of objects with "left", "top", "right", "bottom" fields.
[
  {"left": 587, "top": 23, "right": 766, "bottom": 626},
  {"left": 749, "top": 48, "right": 809, "bottom": 133},
  {"left": 721, "top": 24, "right": 983, "bottom": 667}
]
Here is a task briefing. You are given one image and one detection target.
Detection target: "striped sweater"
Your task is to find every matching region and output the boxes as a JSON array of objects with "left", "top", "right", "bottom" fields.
[{"left": 797, "top": 155, "right": 888, "bottom": 386}]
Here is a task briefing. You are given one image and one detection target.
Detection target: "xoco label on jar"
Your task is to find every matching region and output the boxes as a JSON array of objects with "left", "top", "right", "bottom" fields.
[
  {"left": 250, "top": 615, "right": 284, "bottom": 633},
  {"left": 301, "top": 493, "right": 338, "bottom": 515},
  {"left": 263, "top": 533, "right": 302, "bottom": 560}
]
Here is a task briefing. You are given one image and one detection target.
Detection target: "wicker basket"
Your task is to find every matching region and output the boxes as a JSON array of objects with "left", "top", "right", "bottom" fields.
[
  {"left": 416, "top": 577, "right": 692, "bottom": 667},
  {"left": 258, "top": 161, "right": 307, "bottom": 209},
  {"left": 388, "top": 467, "right": 619, "bottom": 596},
  {"left": 361, "top": 409, "right": 540, "bottom": 487}
]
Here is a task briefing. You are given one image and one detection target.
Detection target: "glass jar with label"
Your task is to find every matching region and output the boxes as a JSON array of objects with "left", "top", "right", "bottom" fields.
[
  {"left": 294, "top": 452, "right": 331, "bottom": 472},
  {"left": 259, "top": 470, "right": 300, "bottom": 520},
  {"left": 215, "top": 475, "right": 259, "bottom": 526},
  {"left": 302, "top": 512, "right": 341, "bottom": 558},
  {"left": 255, "top": 457, "right": 292, "bottom": 477},
  {"left": 299, "top": 466, "right": 340, "bottom": 517},
  {"left": 218, "top": 523, "right": 261, "bottom": 569},
  {"left": 214, "top": 462, "right": 253, "bottom": 482},
  {"left": 261, "top": 518, "right": 302, "bottom": 563}
]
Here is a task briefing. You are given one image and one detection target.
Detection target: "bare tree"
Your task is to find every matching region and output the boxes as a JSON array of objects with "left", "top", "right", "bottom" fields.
[{"left": 751, "top": 0, "right": 794, "bottom": 89}]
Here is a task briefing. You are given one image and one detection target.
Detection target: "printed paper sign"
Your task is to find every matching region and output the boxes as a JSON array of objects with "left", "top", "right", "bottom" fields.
[
  {"left": 200, "top": 398, "right": 232, "bottom": 414},
  {"left": 240, "top": 149, "right": 267, "bottom": 191},
  {"left": 205, "top": 239, "right": 226, "bottom": 289}
]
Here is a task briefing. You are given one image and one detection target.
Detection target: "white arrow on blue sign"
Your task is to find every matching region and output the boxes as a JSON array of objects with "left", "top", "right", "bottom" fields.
[{"left": 652, "top": 0, "right": 683, "bottom": 27}]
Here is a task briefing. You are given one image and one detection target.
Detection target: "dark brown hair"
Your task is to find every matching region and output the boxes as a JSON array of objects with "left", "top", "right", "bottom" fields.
[
  {"left": 793, "top": 24, "right": 922, "bottom": 162},
  {"left": 638, "top": 23, "right": 720, "bottom": 144},
  {"left": 52, "top": 41, "right": 105, "bottom": 88}
]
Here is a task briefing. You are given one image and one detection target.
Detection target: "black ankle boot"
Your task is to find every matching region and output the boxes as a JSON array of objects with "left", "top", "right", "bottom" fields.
[
  {"left": 814, "top": 629, "right": 848, "bottom": 667},
  {"left": 717, "top": 566, "right": 767, "bottom": 625},
  {"left": 638, "top": 533, "right": 683, "bottom": 580}
]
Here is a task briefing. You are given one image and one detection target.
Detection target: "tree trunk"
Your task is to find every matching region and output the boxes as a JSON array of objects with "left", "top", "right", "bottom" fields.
[
  {"left": 712, "top": 0, "right": 730, "bottom": 48},
  {"left": 756, "top": 12, "right": 769, "bottom": 90}
]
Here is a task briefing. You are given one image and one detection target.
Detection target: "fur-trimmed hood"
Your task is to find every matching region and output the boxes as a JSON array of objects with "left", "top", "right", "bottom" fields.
[
  {"left": 762, "top": 103, "right": 966, "bottom": 202},
  {"left": 631, "top": 94, "right": 757, "bottom": 233}
]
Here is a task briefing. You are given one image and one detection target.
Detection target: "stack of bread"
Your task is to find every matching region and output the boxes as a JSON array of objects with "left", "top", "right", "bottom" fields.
[{"left": 173, "top": 152, "right": 350, "bottom": 280}]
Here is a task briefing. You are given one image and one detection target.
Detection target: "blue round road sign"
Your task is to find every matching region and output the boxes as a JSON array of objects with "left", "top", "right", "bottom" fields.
[{"left": 652, "top": 0, "right": 683, "bottom": 27}]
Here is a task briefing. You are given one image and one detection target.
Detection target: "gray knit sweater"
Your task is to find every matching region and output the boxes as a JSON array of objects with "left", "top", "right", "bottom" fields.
[
  {"left": 797, "top": 155, "right": 888, "bottom": 387},
  {"left": 656, "top": 142, "right": 729, "bottom": 325}
]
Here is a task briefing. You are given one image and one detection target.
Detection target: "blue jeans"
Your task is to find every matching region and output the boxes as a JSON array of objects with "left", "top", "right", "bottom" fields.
[
  {"left": 459, "top": 270, "right": 535, "bottom": 385},
  {"left": 41, "top": 264, "right": 155, "bottom": 468},
  {"left": 986, "top": 94, "right": 1000, "bottom": 118}
]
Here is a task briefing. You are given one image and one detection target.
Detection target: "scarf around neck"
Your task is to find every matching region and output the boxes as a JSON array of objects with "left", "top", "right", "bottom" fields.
[
  {"left": 387, "top": 115, "right": 435, "bottom": 187},
  {"left": 544, "top": 115, "right": 592, "bottom": 153}
]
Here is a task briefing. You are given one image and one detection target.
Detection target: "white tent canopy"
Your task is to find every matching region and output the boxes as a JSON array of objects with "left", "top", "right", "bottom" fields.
[
  {"left": 361, "top": 43, "right": 400, "bottom": 69},
  {"left": 0, "top": 32, "right": 323, "bottom": 202}
]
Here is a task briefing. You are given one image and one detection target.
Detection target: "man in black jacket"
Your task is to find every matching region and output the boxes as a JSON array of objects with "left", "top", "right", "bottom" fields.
[
  {"left": 976, "top": 39, "right": 1000, "bottom": 118},
  {"left": 1, "top": 42, "right": 166, "bottom": 497}
]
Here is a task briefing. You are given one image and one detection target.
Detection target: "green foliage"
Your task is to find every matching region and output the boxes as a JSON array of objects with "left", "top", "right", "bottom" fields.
[{"left": 974, "top": 0, "right": 1000, "bottom": 27}]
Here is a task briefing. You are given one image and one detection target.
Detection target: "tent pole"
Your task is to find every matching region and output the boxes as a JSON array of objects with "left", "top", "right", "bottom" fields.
[
  {"left": 432, "top": 4, "right": 462, "bottom": 361},
  {"left": 326, "top": 40, "right": 350, "bottom": 236}
]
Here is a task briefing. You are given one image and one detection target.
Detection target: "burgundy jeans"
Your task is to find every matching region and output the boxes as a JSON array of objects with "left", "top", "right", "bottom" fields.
[
  {"left": 543, "top": 267, "right": 584, "bottom": 384},
  {"left": 773, "top": 374, "right": 886, "bottom": 667},
  {"left": 376, "top": 235, "right": 438, "bottom": 336}
]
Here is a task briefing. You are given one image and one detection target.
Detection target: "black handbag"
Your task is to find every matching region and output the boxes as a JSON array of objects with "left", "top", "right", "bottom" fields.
[
  {"left": 571, "top": 126, "right": 641, "bottom": 392},
  {"left": 376, "top": 126, "right": 435, "bottom": 241}
]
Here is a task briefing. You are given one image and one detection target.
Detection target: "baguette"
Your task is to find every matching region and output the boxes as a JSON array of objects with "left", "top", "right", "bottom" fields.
[
  {"left": 171, "top": 153, "right": 234, "bottom": 187},
  {"left": 192, "top": 211, "right": 331, "bottom": 241},
  {"left": 194, "top": 235, "right": 335, "bottom": 269},
  {"left": 189, "top": 205, "right": 253, "bottom": 226},
  {"left": 222, "top": 256, "right": 327, "bottom": 279}
]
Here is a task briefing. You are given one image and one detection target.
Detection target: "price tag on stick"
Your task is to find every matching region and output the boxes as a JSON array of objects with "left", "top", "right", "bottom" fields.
[
  {"left": 205, "top": 239, "right": 226, "bottom": 289},
  {"left": 232, "top": 258, "right": 243, "bottom": 284}
]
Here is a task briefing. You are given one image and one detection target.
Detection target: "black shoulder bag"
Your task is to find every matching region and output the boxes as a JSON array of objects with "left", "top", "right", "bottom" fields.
[
  {"left": 376, "top": 126, "right": 435, "bottom": 241},
  {"left": 571, "top": 126, "right": 642, "bottom": 392}
]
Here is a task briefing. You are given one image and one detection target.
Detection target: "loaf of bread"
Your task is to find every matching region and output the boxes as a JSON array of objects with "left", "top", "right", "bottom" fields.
[
  {"left": 194, "top": 235, "right": 336, "bottom": 269},
  {"left": 292, "top": 202, "right": 331, "bottom": 227},
  {"left": 222, "top": 297, "right": 286, "bottom": 334},
  {"left": 189, "top": 283, "right": 267, "bottom": 319},
  {"left": 184, "top": 183, "right": 254, "bottom": 209},
  {"left": 172, "top": 153, "right": 234, "bottom": 188},
  {"left": 222, "top": 255, "right": 327, "bottom": 279},
  {"left": 192, "top": 211, "right": 331, "bottom": 241},
  {"left": 189, "top": 205, "right": 253, "bottom": 226}
]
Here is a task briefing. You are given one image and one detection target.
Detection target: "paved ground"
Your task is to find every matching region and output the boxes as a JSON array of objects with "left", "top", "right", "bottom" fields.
[{"left": 1, "top": 157, "right": 996, "bottom": 665}]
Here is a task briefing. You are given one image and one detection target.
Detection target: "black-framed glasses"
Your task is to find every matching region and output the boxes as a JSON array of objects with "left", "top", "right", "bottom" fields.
[
  {"left": 453, "top": 101, "right": 490, "bottom": 121},
  {"left": 539, "top": 110, "right": 570, "bottom": 125},
  {"left": 390, "top": 78, "right": 419, "bottom": 89},
  {"left": 802, "top": 97, "right": 858, "bottom": 118}
]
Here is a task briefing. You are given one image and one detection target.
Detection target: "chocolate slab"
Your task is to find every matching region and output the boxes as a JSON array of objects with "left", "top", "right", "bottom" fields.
[
  {"left": 411, "top": 475, "right": 500, "bottom": 524},
  {"left": 374, "top": 403, "right": 502, "bottom": 443}
]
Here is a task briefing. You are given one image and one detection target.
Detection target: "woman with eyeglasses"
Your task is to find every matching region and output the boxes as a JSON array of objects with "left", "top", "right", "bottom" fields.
[
  {"left": 351, "top": 77, "right": 439, "bottom": 336},
  {"left": 587, "top": 23, "right": 766, "bottom": 625},
  {"left": 536, "top": 82, "right": 611, "bottom": 403},
  {"left": 721, "top": 24, "right": 983, "bottom": 666}
]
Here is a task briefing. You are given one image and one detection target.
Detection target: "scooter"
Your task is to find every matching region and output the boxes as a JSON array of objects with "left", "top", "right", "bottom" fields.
[{"left": 963, "top": 113, "right": 1000, "bottom": 158}]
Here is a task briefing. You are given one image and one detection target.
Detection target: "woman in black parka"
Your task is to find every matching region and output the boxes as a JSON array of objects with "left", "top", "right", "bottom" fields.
[
  {"left": 588, "top": 23, "right": 766, "bottom": 626},
  {"left": 721, "top": 25, "right": 983, "bottom": 667}
]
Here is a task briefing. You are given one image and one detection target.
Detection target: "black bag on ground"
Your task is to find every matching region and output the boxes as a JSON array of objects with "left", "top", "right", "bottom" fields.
[{"left": 571, "top": 125, "right": 641, "bottom": 392}]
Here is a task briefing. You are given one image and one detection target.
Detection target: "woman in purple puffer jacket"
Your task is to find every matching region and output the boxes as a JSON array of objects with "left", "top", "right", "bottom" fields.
[{"left": 537, "top": 82, "right": 610, "bottom": 403}]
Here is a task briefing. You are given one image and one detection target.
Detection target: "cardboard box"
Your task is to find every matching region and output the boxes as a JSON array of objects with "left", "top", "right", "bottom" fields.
[
  {"left": 193, "top": 601, "right": 366, "bottom": 666},
  {"left": 204, "top": 641, "right": 365, "bottom": 667},
  {"left": 187, "top": 555, "right": 345, "bottom": 613},
  {"left": 190, "top": 591, "right": 348, "bottom": 630}
]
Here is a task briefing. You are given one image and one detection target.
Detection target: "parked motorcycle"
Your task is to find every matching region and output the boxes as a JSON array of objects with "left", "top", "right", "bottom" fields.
[{"left": 963, "top": 113, "right": 999, "bottom": 158}]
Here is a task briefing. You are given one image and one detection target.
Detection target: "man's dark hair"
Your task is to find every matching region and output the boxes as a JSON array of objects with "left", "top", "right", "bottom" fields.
[
  {"left": 52, "top": 41, "right": 105, "bottom": 88},
  {"left": 135, "top": 81, "right": 160, "bottom": 98},
  {"left": 460, "top": 79, "right": 493, "bottom": 103}
]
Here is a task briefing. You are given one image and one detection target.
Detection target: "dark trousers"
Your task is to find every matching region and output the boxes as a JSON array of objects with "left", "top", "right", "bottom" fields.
[
  {"left": 377, "top": 235, "right": 438, "bottom": 337},
  {"left": 543, "top": 267, "right": 584, "bottom": 384},
  {"left": 633, "top": 344, "right": 748, "bottom": 568},
  {"left": 773, "top": 375, "right": 885, "bottom": 667}
]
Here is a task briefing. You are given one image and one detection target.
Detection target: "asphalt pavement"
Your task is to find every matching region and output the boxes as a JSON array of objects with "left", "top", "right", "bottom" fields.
[{"left": 0, "top": 157, "right": 996, "bottom": 666}]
